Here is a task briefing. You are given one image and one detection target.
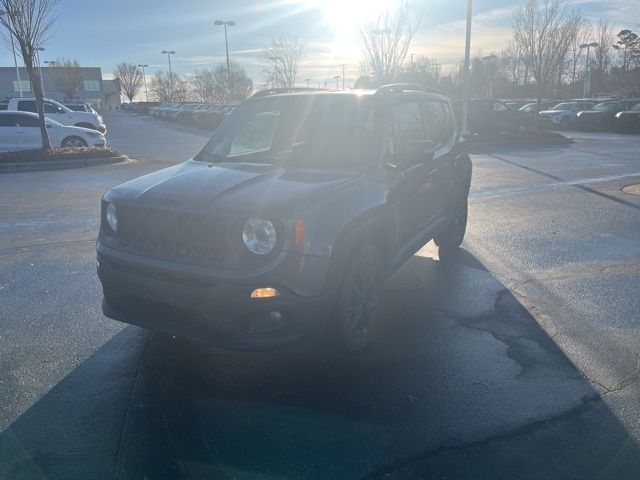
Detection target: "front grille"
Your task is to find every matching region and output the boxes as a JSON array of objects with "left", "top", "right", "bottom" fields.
[{"left": 116, "top": 205, "right": 229, "bottom": 266}]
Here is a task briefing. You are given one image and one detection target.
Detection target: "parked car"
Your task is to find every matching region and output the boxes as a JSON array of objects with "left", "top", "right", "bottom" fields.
[
  {"left": 166, "top": 103, "right": 197, "bottom": 121},
  {"left": 178, "top": 103, "right": 210, "bottom": 125},
  {"left": 0, "top": 111, "right": 105, "bottom": 150},
  {"left": 132, "top": 102, "right": 159, "bottom": 114},
  {"left": 97, "top": 85, "right": 472, "bottom": 352},
  {"left": 195, "top": 104, "right": 234, "bottom": 130},
  {"left": 5, "top": 97, "right": 106, "bottom": 133},
  {"left": 613, "top": 102, "right": 640, "bottom": 133},
  {"left": 453, "top": 99, "right": 529, "bottom": 135},
  {"left": 518, "top": 101, "right": 556, "bottom": 127},
  {"left": 64, "top": 102, "right": 97, "bottom": 114},
  {"left": 574, "top": 100, "right": 640, "bottom": 130},
  {"left": 538, "top": 101, "right": 595, "bottom": 129}
]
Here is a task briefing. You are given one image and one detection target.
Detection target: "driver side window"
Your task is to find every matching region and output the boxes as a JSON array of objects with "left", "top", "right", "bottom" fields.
[
  {"left": 390, "top": 102, "right": 424, "bottom": 157},
  {"left": 44, "top": 102, "right": 62, "bottom": 113}
]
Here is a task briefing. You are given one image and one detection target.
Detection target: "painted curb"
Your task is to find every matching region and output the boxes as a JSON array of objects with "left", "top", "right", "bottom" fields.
[{"left": 0, "top": 154, "right": 131, "bottom": 173}]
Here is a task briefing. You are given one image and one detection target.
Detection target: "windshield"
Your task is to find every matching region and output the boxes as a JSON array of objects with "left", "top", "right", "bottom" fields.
[
  {"left": 631, "top": 103, "right": 640, "bottom": 111},
  {"left": 197, "top": 95, "right": 380, "bottom": 169},
  {"left": 593, "top": 103, "right": 619, "bottom": 111},
  {"left": 519, "top": 103, "right": 536, "bottom": 112},
  {"left": 551, "top": 103, "right": 574, "bottom": 110}
]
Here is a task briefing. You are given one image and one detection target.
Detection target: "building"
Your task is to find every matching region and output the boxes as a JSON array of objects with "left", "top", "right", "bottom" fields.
[{"left": 0, "top": 66, "right": 121, "bottom": 109}]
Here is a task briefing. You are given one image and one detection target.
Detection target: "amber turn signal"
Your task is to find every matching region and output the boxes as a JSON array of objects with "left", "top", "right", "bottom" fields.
[{"left": 250, "top": 287, "right": 280, "bottom": 299}]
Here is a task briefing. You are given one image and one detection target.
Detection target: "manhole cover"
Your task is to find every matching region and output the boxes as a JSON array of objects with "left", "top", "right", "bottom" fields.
[{"left": 622, "top": 184, "right": 640, "bottom": 197}]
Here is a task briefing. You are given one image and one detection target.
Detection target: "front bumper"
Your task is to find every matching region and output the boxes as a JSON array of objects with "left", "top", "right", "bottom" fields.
[
  {"left": 97, "top": 243, "right": 333, "bottom": 350},
  {"left": 97, "top": 124, "right": 107, "bottom": 134}
]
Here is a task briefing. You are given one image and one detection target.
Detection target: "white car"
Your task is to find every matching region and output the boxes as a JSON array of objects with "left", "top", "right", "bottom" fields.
[
  {"left": 538, "top": 101, "right": 595, "bottom": 129},
  {"left": 0, "top": 111, "right": 106, "bottom": 151},
  {"left": 5, "top": 97, "right": 106, "bottom": 133}
]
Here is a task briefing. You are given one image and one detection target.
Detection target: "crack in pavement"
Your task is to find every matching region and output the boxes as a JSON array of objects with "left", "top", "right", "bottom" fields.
[{"left": 361, "top": 394, "right": 602, "bottom": 479}]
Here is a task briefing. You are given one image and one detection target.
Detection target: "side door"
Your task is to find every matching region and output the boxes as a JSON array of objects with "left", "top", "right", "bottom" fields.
[
  {"left": 0, "top": 114, "right": 17, "bottom": 151},
  {"left": 43, "top": 101, "right": 69, "bottom": 124},
  {"left": 421, "top": 100, "right": 456, "bottom": 221},
  {"left": 387, "top": 99, "right": 439, "bottom": 246},
  {"left": 492, "top": 100, "right": 512, "bottom": 131},
  {"left": 14, "top": 113, "right": 43, "bottom": 150}
]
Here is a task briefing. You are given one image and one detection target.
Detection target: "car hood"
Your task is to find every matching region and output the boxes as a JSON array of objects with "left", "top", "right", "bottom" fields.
[
  {"left": 72, "top": 111, "right": 102, "bottom": 122},
  {"left": 539, "top": 109, "right": 568, "bottom": 115},
  {"left": 577, "top": 110, "right": 609, "bottom": 117},
  {"left": 108, "top": 160, "right": 358, "bottom": 217}
]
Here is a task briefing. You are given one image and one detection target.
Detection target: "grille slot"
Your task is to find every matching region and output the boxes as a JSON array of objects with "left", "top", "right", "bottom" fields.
[{"left": 116, "top": 206, "right": 227, "bottom": 266}]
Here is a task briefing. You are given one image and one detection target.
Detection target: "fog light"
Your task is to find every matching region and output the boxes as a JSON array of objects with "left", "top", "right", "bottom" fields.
[{"left": 251, "top": 287, "right": 280, "bottom": 299}]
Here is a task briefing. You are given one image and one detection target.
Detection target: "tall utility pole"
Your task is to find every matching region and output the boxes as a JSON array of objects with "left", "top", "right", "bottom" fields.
[
  {"left": 341, "top": 64, "right": 345, "bottom": 90},
  {"left": 580, "top": 42, "right": 598, "bottom": 97},
  {"left": 461, "top": 0, "right": 473, "bottom": 136},
  {"left": 138, "top": 64, "right": 149, "bottom": 101},
  {"left": 162, "top": 50, "right": 175, "bottom": 76},
  {"left": 0, "top": 10, "right": 23, "bottom": 97},
  {"left": 268, "top": 56, "right": 281, "bottom": 87},
  {"left": 214, "top": 20, "right": 236, "bottom": 72}
]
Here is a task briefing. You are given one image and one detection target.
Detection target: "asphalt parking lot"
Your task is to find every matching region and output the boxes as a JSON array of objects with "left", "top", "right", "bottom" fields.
[{"left": 1, "top": 110, "right": 639, "bottom": 479}]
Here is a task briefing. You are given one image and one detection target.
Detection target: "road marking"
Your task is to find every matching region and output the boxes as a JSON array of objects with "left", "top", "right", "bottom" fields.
[{"left": 471, "top": 171, "right": 640, "bottom": 200}]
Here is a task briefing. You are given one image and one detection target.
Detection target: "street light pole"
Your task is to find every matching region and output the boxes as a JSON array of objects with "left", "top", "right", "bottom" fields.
[
  {"left": 580, "top": 42, "right": 598, "bottom": 97},
  {"left": 36, "top": 47, "right": 45, "bottom": 95},
  {"left": 138, "top": 64, "right": 149, "bottom": 102},
  {"left": 214, "top": 20, "right": 236, "bottom": 72},
  {"left": 461, "top": 0, "right": 473, "bottom": 136},
  {"left": 162, "top": 50, "right": 175, "bottom": 77},
  {"left": 268, "top": 56, "right": 281, "bottom": 88},
  {"left": 0, "top": 10, "right": 23, "bottom": 97},
  {"left": 334, "top": 75, "right": 341, "bottom": 90},
  {"left": 483, "top": 54, "right": 497, "bottom": 99}
]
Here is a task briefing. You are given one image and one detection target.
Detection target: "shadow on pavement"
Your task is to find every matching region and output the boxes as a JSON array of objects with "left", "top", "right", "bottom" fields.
[{"left": 1, "top": 248, "right": 638, "bottom": 479}]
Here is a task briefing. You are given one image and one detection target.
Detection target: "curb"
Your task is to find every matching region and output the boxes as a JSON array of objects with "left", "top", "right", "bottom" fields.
[
  {"left": 0, "top": 154, "right": 132, "bottom": 173},
  {"left": 464, "top": 133, "right": 573, "bottom": 149}
]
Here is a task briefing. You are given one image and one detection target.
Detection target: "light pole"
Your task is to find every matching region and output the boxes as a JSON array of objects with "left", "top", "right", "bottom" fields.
[
  {"left": 138, "top": 64, "right": 149, "bottom": 102},
  {"left": 214, "top": 20, "right": 236, "bottom": 72},
  {"left": 580, "top": 42, "right": 598, "bottom": 97},
  {"left": 36, "top": 47, "right": 45, "bottom": 95},
  {"left": 0, "top": 10, "right": 23, "bottom": 97},
  {"left": 269, "top": 56, "right": 281, "bottom": 88},
  {"left": 461, "top": 0, "right": 473, "bottom": 136},
  {"left": 305, "top": 78, "right": 310, "bottom": 88},
  {"left": 162, "top": 50, "right": 175, "bottom": 77},
  {"left": 334, "top": 75, "right": 341, "bottom": 90},
  {"left": 483, "top": 54, "right": 497, "bottom": 99}
]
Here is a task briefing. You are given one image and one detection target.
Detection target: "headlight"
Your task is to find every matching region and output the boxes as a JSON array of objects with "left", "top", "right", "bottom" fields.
[
  {"left": 242, "top": 218, "right": 277, "bottom": 255},
  {"left": 105, "top": 203, "right": 118, "bottom": 231}
]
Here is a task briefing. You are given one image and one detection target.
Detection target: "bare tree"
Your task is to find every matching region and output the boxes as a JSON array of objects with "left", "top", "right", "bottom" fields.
[
  {"left": 262, "top": 36, "right": 305, "bottom": 88},
  {"left": 512, "top": 0, "right": 579, "bottom": 111},
  {"left": 193, "top": 61, "right": 253, "bottom": 103},
  {"left": 554, "top": 13, "right": 585, "bottom": 97},
  {"left": 358, "top": 0, "right": 422, "bottom": 82},
  {"left": 49, "top": 57, "right": 82, "bottom": 100},
  {"left": 150, "top": 71, "right": 187, "bottom": 102},
  {"left": 500, "top": 41, "right": 524, "bottom": 87},
  {"left": 113, "top": 62, "right": 143, "bottom": 103},
  {"left": 0, "top": 0, "right": 58, "bottom": 149},
  {"left": 594, "top": 19, "right": 614, "bottom": 75},
  {"left": 567, "top": 19, "right": 591, "bottom": 96}
]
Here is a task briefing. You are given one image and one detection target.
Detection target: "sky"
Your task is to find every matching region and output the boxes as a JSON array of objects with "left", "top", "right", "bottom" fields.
[{"left": 4, "top": 0, "right": 639, "bottom": 89}]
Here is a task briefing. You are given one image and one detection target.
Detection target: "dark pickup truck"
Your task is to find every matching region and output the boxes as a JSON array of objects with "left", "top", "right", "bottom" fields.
[{"left": 97, "top": 84, "right": 472, "bottom": 352}]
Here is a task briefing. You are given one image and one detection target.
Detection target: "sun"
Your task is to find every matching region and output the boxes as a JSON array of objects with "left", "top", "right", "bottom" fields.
[{"left": 316, "top": 0, "right": 396, "bottom": 33}]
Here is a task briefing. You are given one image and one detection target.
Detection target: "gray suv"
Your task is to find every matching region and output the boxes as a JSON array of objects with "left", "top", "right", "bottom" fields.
[{"left": 97, "top": 85, "right": 472, "bottom": 352}]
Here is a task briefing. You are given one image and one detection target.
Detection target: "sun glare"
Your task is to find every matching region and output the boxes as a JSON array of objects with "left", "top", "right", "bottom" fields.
[{"left": 316, "top": 0, "right": 395, "bottom": 33}]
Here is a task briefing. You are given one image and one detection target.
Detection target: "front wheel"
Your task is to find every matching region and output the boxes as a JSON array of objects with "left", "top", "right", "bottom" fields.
[
  {"left": 331, "top": 244, "right": 384, "bottom": 352},
  {"left": 61, "top": 136, "right": 88, "bottom": 148},
  {"left": 435, "top": 200, "right": 468, "bottom": 253}
]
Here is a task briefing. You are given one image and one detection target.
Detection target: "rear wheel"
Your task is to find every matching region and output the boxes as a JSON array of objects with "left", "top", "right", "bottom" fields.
[
  {"left": 61, "top": 136, "right": 88, "bottom": 148},
  {"left": 435, "top": 200, "right": 468, "bottom": 254},
  {"left": 331, "top": 244, "right": 384, "bottom": 352}
]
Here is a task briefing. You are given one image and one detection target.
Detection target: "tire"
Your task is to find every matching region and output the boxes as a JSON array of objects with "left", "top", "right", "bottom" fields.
[
  {"left": 435, "top": 200, "right": 468, "bottom": 254},
  {"left": 74, "top": 122, "right": 96, "bottom": 130},
  {"left": 61, "top": 136, "right": 88, "bottom": 148},
  {"left": 331, "top": 244, "right": 385, "bottom": 352}
]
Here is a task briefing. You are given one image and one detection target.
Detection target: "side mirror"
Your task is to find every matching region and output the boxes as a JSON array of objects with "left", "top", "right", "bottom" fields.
[{"left": 395, "top": 140, "right": 435, "bottom": 168}]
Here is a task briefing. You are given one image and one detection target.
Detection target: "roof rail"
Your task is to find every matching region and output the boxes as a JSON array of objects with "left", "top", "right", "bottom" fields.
[
  {"left": 251, "top": 87, "right": 326, "bottom": 98},
  {"left": 375, "top": 83, "right": 442, "bottom": 95}
]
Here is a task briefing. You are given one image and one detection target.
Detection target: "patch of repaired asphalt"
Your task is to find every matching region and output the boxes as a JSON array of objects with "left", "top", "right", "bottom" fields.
[{"left": 622, "top": 183, "right": 640, "bottom": 197}]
